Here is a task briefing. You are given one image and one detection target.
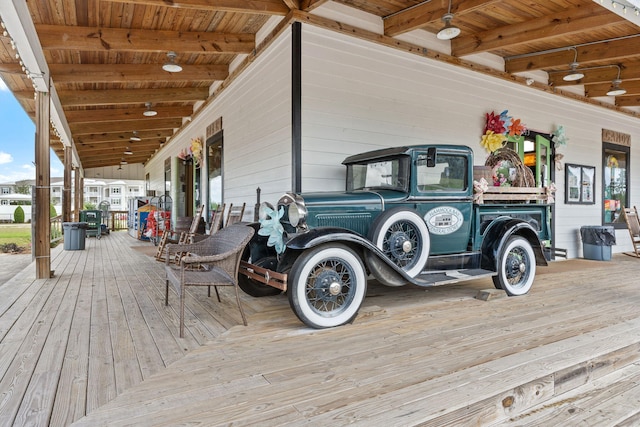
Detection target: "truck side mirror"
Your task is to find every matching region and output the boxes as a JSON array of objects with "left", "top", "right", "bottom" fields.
[{"left": 426, "top": 147, "right": 436, "bottom": 167}]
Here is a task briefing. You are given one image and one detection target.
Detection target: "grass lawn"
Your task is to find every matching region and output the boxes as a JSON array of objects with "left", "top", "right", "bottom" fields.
[{"left": 0, "top": 224, "right": 32, "bottom": 248}]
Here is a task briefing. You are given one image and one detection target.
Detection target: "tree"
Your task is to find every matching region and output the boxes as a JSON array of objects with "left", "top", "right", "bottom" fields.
[
  {"left": 14, "top": 180, "right": 32, "bottom": 195},
  {"left": 50, "top": 203, "right": 58, "bottom": 217},
  {"left": 14, "top": 206, "right": 25, "bottom": 224},
  {"left": 83, "top": 202, "right": 96, "bottom": 210}
]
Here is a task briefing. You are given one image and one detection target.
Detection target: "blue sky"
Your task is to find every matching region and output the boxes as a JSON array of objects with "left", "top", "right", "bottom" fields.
[{"left": 0, "top": 78, "right": 63, "bottom": 184}]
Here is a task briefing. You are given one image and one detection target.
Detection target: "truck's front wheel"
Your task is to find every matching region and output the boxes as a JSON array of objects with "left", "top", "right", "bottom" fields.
[
  {"left": 492, "top": 236, "right": 536, "bottom": 296},
  {"left": 288, "top": 244, "right": 366, "bottom": 328}
]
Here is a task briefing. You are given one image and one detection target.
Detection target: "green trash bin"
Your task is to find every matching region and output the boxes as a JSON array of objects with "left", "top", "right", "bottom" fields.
[
  {"left": 63, "top": 222, "right": 88, "bottom": 250},
  {"left": 80, "top": 210, "right": 102, "bottom": 239}
]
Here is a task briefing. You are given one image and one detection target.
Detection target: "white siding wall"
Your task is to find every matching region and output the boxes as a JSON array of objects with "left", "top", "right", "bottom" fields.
[
  {"left": 301, "top": 24, "right": 640, "bottom": 258},
  {"left": 145, "top": 32, "right": 292, "bottom": 222}
]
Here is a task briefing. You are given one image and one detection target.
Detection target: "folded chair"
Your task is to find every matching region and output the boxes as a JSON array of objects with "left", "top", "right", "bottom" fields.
[
  {"left": 164, "top": 224, "right": 254, "bottom": 337},
  {"left": 622, "top": 206, "right": 640, "bottom": 257}
]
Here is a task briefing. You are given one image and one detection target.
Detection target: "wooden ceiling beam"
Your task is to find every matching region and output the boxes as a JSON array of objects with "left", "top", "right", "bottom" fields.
[
  {"left": 49, "top": 64, "right": 228, "bottom": 84},
  {"left": 505, "top": 37, "right": 640, "bottom": 73},
  {"left": 616, "top": 96, "right": 640, "bottom": 107},
  {"left": 70, "top": 118, "right": 183, "bottom": 135},
  {"left": 300, "top": 0, "right": 327, "bottom": 12},
  {"left": 0, "top": 63, "right": 24, "bottom": 74},
  {"left": 82, "top": 157, "right": 149, "bottom": 168},
  {"left": 76, "top": 143, "right": 161, "bottom": 155},
  {"left": 36, "top": 25, "right": 255, "bottom": 54},
  {"left": 75, "top": 130, "right": 173, "bottom": 144},
  {"left": 384, "top": 0, "right": 502, "bottom": 38},
  {"left": 548, "top": 63, "right": 640, "bottom": 87},
  {"left": 58, "top": 87, "right": 209, "bottom": 107},
  {"left": 101, "top": 0, "right": 289, "bottom": 15},
  {"left": 64, "top": 106, "right": 193, "bottom": 123},
  {"left": 585, "top": 80, "right": 640, "bottom": 97},
  {"left": 452, "top": 4, "right": 618, "bottom": 56}
]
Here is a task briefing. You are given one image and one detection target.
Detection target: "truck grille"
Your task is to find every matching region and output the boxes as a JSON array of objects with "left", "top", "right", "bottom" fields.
[{"left": 315, "top": 213, "right": 372, "bottom": 236}]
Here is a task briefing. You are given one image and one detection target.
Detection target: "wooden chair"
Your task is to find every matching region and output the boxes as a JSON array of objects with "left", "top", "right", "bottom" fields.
[
  {"left": 164, "top": 224, "right": 255, "bottom": 337},
  {"left": 209, "top": 203, "right": 225, "bottom": 235},
  {"left": 178, "top": 204, "right": 205, "bottom": 245},
  {"left": 155, "top": 205, "right": 205, "bottom": 262},
  {"left": 622, "top": 206, "right": 640, "bottom": 257},
  {"left": 226, "top": 202, "right": 246, "bottom": 226}
]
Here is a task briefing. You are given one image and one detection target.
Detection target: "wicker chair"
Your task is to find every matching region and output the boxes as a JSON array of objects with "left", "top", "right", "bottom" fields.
[{"left": 164, "top": 224, "right": 254, "bottom": 337}]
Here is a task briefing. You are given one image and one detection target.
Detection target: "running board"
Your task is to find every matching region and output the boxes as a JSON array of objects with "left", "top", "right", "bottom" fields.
[{"left": 412, "top": 269, "right": 495, "bottom": 287}]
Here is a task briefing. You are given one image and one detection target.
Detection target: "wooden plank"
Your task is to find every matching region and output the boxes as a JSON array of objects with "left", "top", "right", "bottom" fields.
[{"left": 13, "top": 247, "right": 89, "bottom": 426}]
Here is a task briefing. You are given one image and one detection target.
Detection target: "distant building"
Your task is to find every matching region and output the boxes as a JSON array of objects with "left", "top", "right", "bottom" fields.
[{"left": 0, "top": 178, "right": 144, "bottom": 222}]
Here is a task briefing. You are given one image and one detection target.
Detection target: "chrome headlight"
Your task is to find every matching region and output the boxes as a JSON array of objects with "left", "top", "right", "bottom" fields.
[
  {"left": 278, "top": 192, "right": 307, "bottom": 228},
  {"left": 288, "top": 201, "right": 307, "bottom": 227}
]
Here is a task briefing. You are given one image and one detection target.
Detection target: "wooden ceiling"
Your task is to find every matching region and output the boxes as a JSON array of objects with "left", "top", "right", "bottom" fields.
[{"left": 1, "top": 0, "right": 639, "bottom": 170}]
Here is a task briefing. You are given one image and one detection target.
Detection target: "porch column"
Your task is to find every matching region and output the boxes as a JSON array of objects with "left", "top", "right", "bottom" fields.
[
  {"left": 35, "top": 88, "right": 51, "bottom": 279},
  {"left": 74, "top": 168, "right": 82, "bottom": 220},
  {"left": 63, "top": 146, "right": 72, "bottom": 222}
]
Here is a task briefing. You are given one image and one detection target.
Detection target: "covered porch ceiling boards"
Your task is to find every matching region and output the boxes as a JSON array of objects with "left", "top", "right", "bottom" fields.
[{"left": 0, "top": 0, "right": 638, "bottom": 170}]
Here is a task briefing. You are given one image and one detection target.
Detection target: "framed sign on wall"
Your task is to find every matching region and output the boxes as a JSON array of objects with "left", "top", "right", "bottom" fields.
[{"left": 565, "top": 164, "right": 595, "bottom": 205}]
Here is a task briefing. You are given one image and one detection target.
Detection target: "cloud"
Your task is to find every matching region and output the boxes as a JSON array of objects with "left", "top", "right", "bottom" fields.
[
  {"left": 0, "top": 162, "right": 34, "bottom": 183},
  {"left": 0, "top": 78, "right": 8, "bottom": 92},
  {"left": 0, "top": 152, "right": 13, "bottom": 164}
]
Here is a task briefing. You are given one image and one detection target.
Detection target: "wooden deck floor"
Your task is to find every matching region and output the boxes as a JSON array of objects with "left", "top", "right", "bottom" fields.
[{"left": 1, "top": 230, "right": 640, "bottom": 426}]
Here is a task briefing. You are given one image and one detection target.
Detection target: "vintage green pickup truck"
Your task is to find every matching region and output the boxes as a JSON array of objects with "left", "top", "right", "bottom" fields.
[{"left": 239, "top": 145, "right": 550, "bottom": 328}]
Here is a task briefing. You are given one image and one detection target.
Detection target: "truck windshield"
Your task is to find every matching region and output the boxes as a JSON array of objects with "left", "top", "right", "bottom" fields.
[{"left": 347, "top": 157, "right": 409, "bottom": 192}]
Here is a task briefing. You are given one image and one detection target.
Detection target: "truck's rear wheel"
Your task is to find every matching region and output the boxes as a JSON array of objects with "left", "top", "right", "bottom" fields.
[
  {"left": 288, "top": 244, "right": 366, "bottom": 328},
  {"left": 367, "top": 208, "right": 430, "bottom": 286},
  {"left": 492, "top": 236, "right": 536, "bottom": 296}
]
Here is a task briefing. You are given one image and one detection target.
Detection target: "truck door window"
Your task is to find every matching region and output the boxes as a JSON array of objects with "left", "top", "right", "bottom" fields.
[
  {"left": 417, "top": 153, "right": 467, "bottom": 192},
  {"left": 348, "top": 158, "right": 409, "bottom": 192}
]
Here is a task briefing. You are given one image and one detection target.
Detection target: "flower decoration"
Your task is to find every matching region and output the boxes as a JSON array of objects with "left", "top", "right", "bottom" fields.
[
  {"left": 480, "top": 131, "right": 506, "bottom": 153},
  {"left": 177, "top": 137, "right": 204, "bottom": 167},
  {"left": 607, "top": 155, "right": 619, "bottom": 169},
  {"left": 480, "top": 110, "right": 526, "bottom": 153},
  {"left": 551, "top": 125, "right": 568, "bottom": 147},
  {"left": 258, "top": 205, "right": 286, "bottom": 254}
]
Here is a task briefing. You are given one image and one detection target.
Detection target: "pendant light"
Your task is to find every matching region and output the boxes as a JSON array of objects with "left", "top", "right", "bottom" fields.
[
  {"left": 437, "top": 0, "right": 461, "bottom": 40},
  {"left": 124, "top": 147, "right": 133, "bottom": 155},
  {"left": 162, "top": 51, "right": 182, "bottom": 73},
  {"left": 143, "top": 102, "right": 157, "bottom": 117},
  {"left": 120, "top": 158, "right": 128, "bottom": 165},
  {"left": 606, "top": 65, "right": 626, "bottom": 96},
  {"left": 563, "top": 48, "right": 584, "bottom": 81},
  {"left": 130, "top": 131, "right": 141, "bottom": 142}
]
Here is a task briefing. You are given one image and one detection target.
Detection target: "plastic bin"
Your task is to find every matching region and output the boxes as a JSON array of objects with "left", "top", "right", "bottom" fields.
[
  {"left": 63, "top": 222, "right": 88, "bottom": 250},
  {"left": 580, "top": 226, "right": 616, "bottom": 261}
]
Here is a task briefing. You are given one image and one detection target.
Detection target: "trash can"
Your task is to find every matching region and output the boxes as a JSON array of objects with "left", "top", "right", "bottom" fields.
[
  {"left": 63, "top": 222, "right": 88, "bottom": 250},
  {"left": 580, "top": 225, "right": 616, "bottom": 261}
]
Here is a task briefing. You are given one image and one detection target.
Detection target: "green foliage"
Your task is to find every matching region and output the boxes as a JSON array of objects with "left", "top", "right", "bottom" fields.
[
  {"left": 13, "top": 206, "right": 25, "bottom": 224},
  {"left": 83, "top": 202, "right": 96, "bottom": 210},
  {"left": 50, "top": 203, "right": 57, "bottom": 218},
  {"left": 14, "top": 180, "right": 32, "bottom": 194}
]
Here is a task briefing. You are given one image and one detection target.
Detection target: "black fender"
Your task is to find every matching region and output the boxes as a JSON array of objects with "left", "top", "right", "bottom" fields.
[
  {"left": 480, "top": 217, "right": 548, "bottom": 272},
  {"left": 284, "top": 227, "right": 414, "bottom": 283}
]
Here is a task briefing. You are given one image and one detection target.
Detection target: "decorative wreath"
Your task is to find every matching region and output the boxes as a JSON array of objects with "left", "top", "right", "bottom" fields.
[{"left": 485, "top": 147, "right": 535, "bottom": 187}]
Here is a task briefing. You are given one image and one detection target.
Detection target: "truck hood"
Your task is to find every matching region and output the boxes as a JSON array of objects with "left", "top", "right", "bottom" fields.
[{"left": 298, "top": 189, "right": 408, "bottom": 207}]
